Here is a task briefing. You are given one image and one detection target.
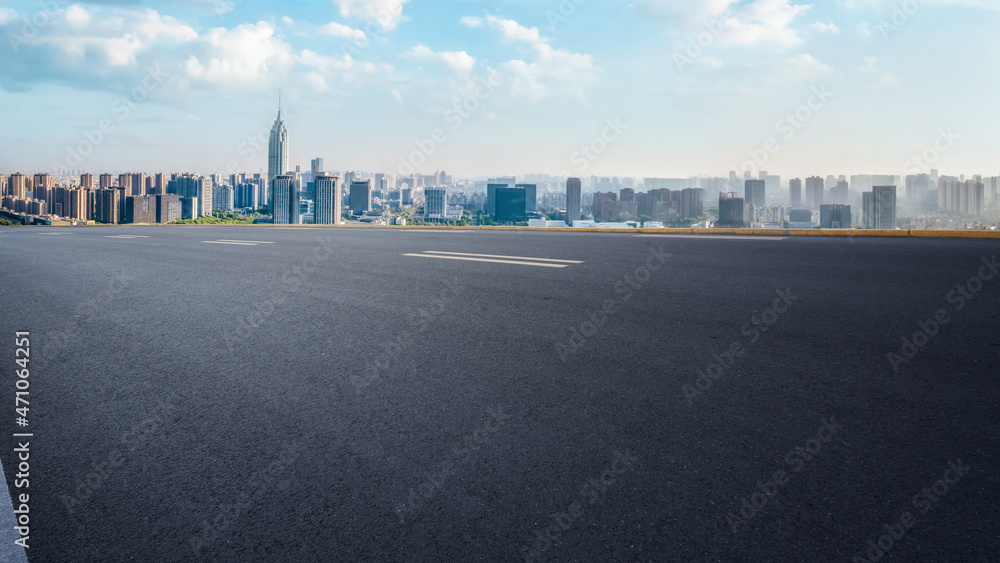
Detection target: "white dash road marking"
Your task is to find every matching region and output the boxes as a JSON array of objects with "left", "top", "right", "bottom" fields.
[
  {"left": 105, "top": 235, "right": 150, "bottom": 239},
  {"left": 215, "top": 240, "right": 276, "bottom": 244},
  {"left": 422, "top": 251, "right": 584, "bottom": 264},
  {"left": 202, "top": 241, "right": 262, "bottom": 246},
  {"left": 403, "top": 254, "right": 571, "bottom": 268}
]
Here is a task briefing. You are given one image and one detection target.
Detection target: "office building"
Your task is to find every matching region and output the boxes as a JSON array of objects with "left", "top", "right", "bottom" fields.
[
  {"left": 350, "top": 179, "right": 373, "bottom": 215},
  {"left": 314, "top": 173, "right": 341, "bottom": 225},
  {"left": 181, "top": 197, "right": 199, "bottom": 220},
  {"left": 717, "top": 193, "right": 745, "bottom": 227},
  {"left": 272, "top": 175, "right": 296, "bottom": 225},
  {"left": 820, "top": 204, "right": 852, "bottom": 229},
  {"left": 593, "top": 192, "right": 618, "bottom": 222},
  {"left": 268, "top": 93, "right": 290, "bottom": 200},
  {"left": 805, "top": 176, "right": 824, "bottom": 208},
  {"left": 789, "top": 178, "right": 802, "bottom": 207},
  {"left": 680, "top": 188, "right": 704, "bottom": 218},
  {"left": 494, "top": 187, "right": 527, "bottom": 224},
  {"left": 517, "top": 184, "right": 538, "bottom": 213},
  {"left": 788, "top": 208, "right": 812, "bottom": 229},
  {"left": 566, "top": 177, "right": 582, "bottom": 224},
  {"left": 425, "top": 188, "right": 448, "bottom": 221},
  {"left": 865, "top": 186, "right": 897, "bottom": 229},
  {"left": 745, "top": 179, "right": 765, "bottom": 210}
]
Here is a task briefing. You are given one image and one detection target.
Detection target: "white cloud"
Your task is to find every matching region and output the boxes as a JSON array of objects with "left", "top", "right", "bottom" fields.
[
  {"left": 406, "top": 44, "right": 476, "bottom": 74},
  {"left": 333, "top": 0, "right": 411, "bottom": 32},
  {"left": 809, "top": 21, "right": 841, "bottom": 34},
  {"left": 392, "top": 89, "right": 402, "bottom": 102},
  {"left": 755, "top": 53, "right": 835, "bottom": 85},
  {"left": 184, "top": 22, "right": 296, "bottom": 86},
  {"left": 720, "top": 0, "right": 811, "bottom": 50},
  {"left": 460, "top": 16, "right": 483, "bottom": 28},
  {"left": 502, "top": 43, "right": 597, "bottom": 101},
  {"left": 485, "top": 15, "right": 545, "bottom": 43},
  {"left": 282, "top": 16, "right": 295, "bottom": 26},
  {"left": 318, "top": 21, "right": 367, "bottom": 42}
]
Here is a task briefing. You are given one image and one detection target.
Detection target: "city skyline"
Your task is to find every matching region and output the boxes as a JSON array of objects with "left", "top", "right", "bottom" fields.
[{"left": 0, "top": 0, "right": 998, "bottom": 177}]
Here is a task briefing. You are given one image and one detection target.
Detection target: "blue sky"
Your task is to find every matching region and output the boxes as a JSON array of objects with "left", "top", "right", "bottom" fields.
[{"left": 0, "top": 0, "right": 997, "bottom": 179}]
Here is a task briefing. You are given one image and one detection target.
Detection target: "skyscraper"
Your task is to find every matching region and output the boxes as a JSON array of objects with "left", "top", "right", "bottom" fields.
[
  {"left": 805, "top": 176, "right": 824, "bottom": 209},
  {"left": 268, "top": 92, "right": 290, "bottom": 206},
  {"left": 349, "top": 179, "right": 373, "bottom": 215},
  {"left": 717, "top": 193, "right": 745, "bottom": 227},
  {"left": 789, "top": 178, "right": 802, "bottom": 207},
  {"left": 566, "top": 177, "right": 582, "bottom": 225},
  {"left": 272, "top": 175, "right": 295, "bottom": 225},
  {"left": 424, "top": 188, "right": 447, "bottom": 221},
  {"left": 314, "top": 173, "right": 341, "bottom": 225},
  {"left": 869, "top": 186, "right": 896, "bottom": 229},
  {"left": 494, "top": 187, "right": 527, "bottom": 224},
  {"left": 744, "top": 179, "right": 765, "bottom": 210},
  {"left": 517, "top": 184, "right": 538, "bottom": 213}
]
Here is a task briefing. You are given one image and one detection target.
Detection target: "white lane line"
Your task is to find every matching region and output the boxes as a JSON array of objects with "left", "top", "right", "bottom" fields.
[
  {"left": 634, "top": 235, "right": 786, "bottom": 241},
  {"left": 215, "top": 240, "right": 276, "bottom": 244},
  {"left": 37, "top": 232, "right": 69, "bottom": 236},
  {"left": 0, "top": 456, "right": 28, "bottom": 562},
  {"left": 105, "top": 235, "right": 150, "bottom": 239},
  {"left": 422, "top": 251, "right": 584, "bottom": 264},
  {"left": 403, "top": 254, "right": 569, "bottom": 268},
  {"left": 202, "top": 241, "right": 260, "bottom": 246}
]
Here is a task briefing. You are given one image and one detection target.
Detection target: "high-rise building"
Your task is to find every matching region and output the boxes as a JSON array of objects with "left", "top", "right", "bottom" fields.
[
  {"left": 744, "top": 179, "right": 765, "bottom": 210},
  {"left": 820, "top": 204, "right": 852, "bottom": 229},
  {"left": 272, "top": 175, "right": 296, "bottom": 225},
  {"left": 268, "top": 92, "right": 290, "bottom": 203},
  {"left": 349, "top": 179, "right": 373, "bottom": 215},
  {"left": 99, "top": 173, "right": 113, "bottom": 189},
  {"left": 805, "top": 176, "right": 824, "bottom": 208},
  {"left": 680, "top": 188, "right": 704, "bottom": 218},
  {"left": 9, "top": 173, "right": 27, "bottom": 199},
  {"left": 94, "top": 189, "right": 120, "bottom": 224},
  {"left": 156, "top": 194, "right": 182, "bottom": 224},
  {"left": 486, "top": 184, "right": 505, "bottom": 217},
  {"left": 424, "top": 188, "right": 448, "bottom": 221},
  {"left": 154, "top": 173, "right": 166, "bottom": 195},
  {"left": 829, "top": 181, "right": 849, "bottom": 205},
  {"left": 314, "top": 173, "right": 341, "bottom": 225},
  {"left": 517, "top": 184, "right": 538, "bottom": 213},
  {"left": 566, "top": 177, "right": 582, "bottom": 224},
  {"left": 789, "top": 178, "right": 802, "bottom": 207},
  {"left": 868, "top": 186, "right": 897, "bottom": 229},
  {"left": 494, "top": 187, "right": 527, "bottom": 224},
  {"left": 197, "top": 177, "right": 213, "bottom": 217},
  {"left": 124, "top": 196, "right": 158, "bottom": 224},
  {"left": 213, "top": 184, "right": 234, "bottom": 212},
  {"left": 717, "top": 193, "right": 745, "bottom": 227},
  {"left": 80, "top": 173, "right": 94, "bottom": 190}
]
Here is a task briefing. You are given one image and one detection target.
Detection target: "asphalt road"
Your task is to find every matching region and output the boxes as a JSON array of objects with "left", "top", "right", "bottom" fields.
[{"left": 0, "top": 226, "right": 998, "bottom": 562}]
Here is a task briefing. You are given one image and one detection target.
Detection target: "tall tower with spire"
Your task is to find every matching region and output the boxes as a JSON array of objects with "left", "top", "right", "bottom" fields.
[{"left": 267, "top": 90, "right": 290, "bottom": 209}]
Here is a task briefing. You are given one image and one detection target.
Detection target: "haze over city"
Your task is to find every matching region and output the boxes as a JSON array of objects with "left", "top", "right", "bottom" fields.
[{"left": 2, "top": 0, "right": 999, "bottom": 177}]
